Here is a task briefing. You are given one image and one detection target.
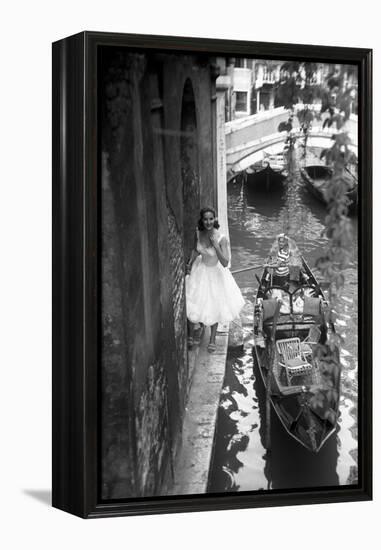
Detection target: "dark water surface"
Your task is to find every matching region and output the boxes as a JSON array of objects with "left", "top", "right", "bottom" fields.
[{"left": 208, "top": 174, "right": 358, "bottom": 492}]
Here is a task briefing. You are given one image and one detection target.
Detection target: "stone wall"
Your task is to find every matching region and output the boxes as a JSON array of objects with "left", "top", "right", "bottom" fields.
[
  {"left": 99, "top": 47, "right": 218, "bottom": 498},
  {"left": 167, "top": 202, "right": 187, "bottom": 408}
]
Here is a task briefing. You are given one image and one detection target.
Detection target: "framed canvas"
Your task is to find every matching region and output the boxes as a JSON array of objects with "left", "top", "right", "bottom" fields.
[{"left": 52, "top": 31, "right": 372, "bottom": 518}]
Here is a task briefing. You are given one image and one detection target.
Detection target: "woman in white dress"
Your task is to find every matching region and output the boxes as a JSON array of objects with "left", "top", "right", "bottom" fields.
[{"left": 185, "top": 207, "right": 245, "bottom": 353}]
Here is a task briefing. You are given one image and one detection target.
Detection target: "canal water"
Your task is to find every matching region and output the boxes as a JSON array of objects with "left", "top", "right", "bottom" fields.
[{"left": 208, "top": 169, "right": 358, "bottom": 492}]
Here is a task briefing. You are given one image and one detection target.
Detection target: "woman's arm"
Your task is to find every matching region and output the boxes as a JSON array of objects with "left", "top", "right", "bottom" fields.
[{"left": 210, "top": 235, "right": 229, "bottom": 267}]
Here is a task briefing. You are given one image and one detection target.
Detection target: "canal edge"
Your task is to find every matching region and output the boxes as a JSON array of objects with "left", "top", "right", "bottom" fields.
[{"left": 167, "top": 323, "right": 229, "bottom": 496}]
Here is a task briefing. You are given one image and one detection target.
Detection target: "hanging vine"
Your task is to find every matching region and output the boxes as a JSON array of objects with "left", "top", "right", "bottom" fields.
[
  {"left": 311, "top": 66, "right": 358, "bottom": 414},
  {"left": 275, "top": 62, "right": 323, "bottom": 164}
]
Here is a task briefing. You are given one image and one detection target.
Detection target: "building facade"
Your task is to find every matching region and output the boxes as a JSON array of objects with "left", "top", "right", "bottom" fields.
[{"left": 224, "top": 59, "right": 358, "bottom": 121}]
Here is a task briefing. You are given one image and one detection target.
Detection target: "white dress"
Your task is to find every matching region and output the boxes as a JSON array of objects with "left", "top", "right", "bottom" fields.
[{"left": 185, "top": 230, "right": 245, "bottom": 326}]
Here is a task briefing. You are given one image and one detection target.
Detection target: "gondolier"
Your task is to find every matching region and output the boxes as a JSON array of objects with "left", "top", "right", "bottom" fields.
[{"left": 273, "top": 233, "right": 290, "bottom": 287}]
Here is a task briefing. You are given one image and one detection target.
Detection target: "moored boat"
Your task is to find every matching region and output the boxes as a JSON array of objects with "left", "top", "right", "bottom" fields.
[
  {"left": 253, "top": 238, "right": 341, "bottom": 453},
  {"left": 300, "top": 165, "right": 357, "bottom": 214},
  {"left": 245, "top": 155, "right": 287, "bottom": 192}
]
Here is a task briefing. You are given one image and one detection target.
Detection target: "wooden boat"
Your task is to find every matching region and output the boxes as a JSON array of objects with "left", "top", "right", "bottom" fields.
[
  {"left": 245, "top": 155, "right": 287, "bottom": 192},
  {"left": 253, "top": 240, "right": 341, "bottom": 453},
  {"left": 300, "top": 165, "right": 357, "bottom": 214}
]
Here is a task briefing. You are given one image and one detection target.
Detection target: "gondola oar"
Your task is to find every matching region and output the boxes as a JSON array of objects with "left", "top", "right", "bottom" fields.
[
  {"left": 265, "top": 300, "right": 282, "bottom": 451},
  {"left": 231, "top": 264, "right": 264, "bottom": 275}
]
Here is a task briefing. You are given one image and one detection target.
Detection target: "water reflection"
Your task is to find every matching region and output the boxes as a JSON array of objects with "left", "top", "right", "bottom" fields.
[
  {"left": 209, "top": 168, "right": 358, "bottom": 493},
  {"left": 244, "top": 186, "right": 286, "bottom": 217},
  {"left": 253, "top": 357, "right": 340, "bottom": 490}
]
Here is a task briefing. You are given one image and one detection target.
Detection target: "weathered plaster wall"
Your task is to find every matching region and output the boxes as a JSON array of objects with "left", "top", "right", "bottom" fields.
[
  {"left": 100, "top": 48, "right": 218, "bottom": 498},
  {"left": 101, "top": 152, "right": 137, "bottom": 499}
]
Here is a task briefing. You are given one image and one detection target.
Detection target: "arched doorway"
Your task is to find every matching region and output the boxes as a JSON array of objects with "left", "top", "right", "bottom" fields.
[{"left": 181, "top": 79, "right": 200, "bottom": 261}]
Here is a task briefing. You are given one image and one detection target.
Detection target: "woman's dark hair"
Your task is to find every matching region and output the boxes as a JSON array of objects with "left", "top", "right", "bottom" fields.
[{"left": 197, "top": 207, "right": 220, "bottom": 231}]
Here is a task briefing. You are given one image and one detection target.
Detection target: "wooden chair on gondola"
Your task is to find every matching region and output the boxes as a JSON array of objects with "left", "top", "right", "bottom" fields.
[
  {"left": 276, "top": 337, "right": 317, "bottom": 385},
  {"left": 301, "top": 325, "right": 321, "bottom": 357}
]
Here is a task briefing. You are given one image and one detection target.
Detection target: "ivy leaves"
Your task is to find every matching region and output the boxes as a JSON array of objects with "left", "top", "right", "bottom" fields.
[
  {"left": 275, "top": 77, "right": 300, "bottom": 109},
  {"left": 320, "top": 133, "right": 357, "bottom": 167},
  {"left": 278, "top": 119, "right": 293, "bottom": 133},
  {"left": 297, "top": 108, "right": 314, "bottom": 126}
]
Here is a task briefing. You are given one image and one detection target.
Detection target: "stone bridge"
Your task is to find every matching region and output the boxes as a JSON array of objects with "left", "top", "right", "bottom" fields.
[{"left": 225, "top": 105, "right": 358, "bottom": 174}]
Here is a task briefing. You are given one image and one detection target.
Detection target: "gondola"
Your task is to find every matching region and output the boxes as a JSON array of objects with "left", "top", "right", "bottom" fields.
[
  {"left": 253, "top": 239, "right": 341, "bottom": 453},
  {"left": 245, "top": 156, "right": 287, "bottom": 192},
  {"left": 300, "top": 165, "right": 357, "bottom": 214}
]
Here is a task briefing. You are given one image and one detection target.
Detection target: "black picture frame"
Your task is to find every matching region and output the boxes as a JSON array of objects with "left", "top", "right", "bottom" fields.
[{"left": 52, "top": 31, "right": 372, "bottom": 518}]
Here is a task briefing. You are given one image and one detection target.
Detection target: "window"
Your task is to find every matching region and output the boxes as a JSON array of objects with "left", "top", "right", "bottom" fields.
[
  {"left": 235, "top": 58, "right": 246, "bottom": 68},
  {"left": 235, "top": 91, "right": 248, "bottom": 112}
]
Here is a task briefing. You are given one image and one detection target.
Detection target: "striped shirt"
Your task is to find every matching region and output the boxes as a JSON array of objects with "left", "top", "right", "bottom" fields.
[{"left": 276, "top": 247, "right": 290, "bottom": 277}]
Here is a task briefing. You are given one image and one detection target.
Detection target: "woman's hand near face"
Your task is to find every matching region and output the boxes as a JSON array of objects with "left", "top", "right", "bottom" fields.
[{"left": 209, "top": 233, "right": 220, "bottom": 248}]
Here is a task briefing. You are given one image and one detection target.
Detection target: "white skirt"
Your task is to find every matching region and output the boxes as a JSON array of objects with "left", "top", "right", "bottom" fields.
[{"left": 185, "top": 256, "right": 245, "bottom": 326}]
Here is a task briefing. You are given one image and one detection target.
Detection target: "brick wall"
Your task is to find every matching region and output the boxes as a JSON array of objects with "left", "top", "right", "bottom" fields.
[
  {"left": 167, "top": 203, "right": 188, "bottom": 410},
  {"left": 135, "top": 362, "right": 171, "bottom": 496}
]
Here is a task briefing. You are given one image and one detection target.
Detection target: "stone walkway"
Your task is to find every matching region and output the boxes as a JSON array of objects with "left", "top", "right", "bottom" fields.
[{"left": 168, "top": 323, "right": 229, "bottom": 495}]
